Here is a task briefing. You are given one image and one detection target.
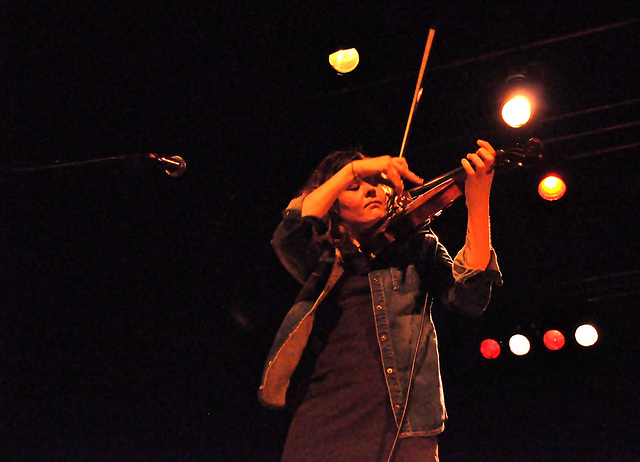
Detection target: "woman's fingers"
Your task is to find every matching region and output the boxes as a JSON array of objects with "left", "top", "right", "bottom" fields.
[
  {"left": 477, "top": 139, "right": 496, "bottom": 155},
  {"left": 401, "top": 168, "right": 424, "bottom": 185},
  {"left": 465, "top": 153, "right": 486, "bottom": 172},
  {"left": 354, "top": 156, "right": 423, "bottom": 196},
  {"left": 390, "top": 157, "right": 423, "bottom": 184},
  {"left": 461, "top": 157, "right": 476, "bottom": 176},
  {"left": 476, "top": 140, "right": 496, "bottom": 167}
]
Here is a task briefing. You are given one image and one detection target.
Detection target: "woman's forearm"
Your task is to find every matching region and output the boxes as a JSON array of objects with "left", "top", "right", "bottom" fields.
[
  {"left": 462, "top": 200, "right": 492, "bottom": 270},
  {"left": 300, "top": 164, "right": 354, "bottom": 218}
]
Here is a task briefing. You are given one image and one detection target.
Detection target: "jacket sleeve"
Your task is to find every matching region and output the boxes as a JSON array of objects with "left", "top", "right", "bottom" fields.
[
  {"left": 422, "top": 230, "right": 502, "bottom": 318},
  {"left": 271, "top": 196, "right": 330, "bottom": 284},
  {"left": 445, "top": 242, "right": 502, "bottom": 316}
]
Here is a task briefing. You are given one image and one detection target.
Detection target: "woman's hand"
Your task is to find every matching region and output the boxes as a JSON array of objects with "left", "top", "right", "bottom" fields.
[
  {"left": 301, "top": 155, "right": 422, "bottom": 219},
  {"left": 351, "top": 156, "right": 424, "bottom": 196},
  {"left": 461, "top": 140, "right": 496, "bottom": 209}
]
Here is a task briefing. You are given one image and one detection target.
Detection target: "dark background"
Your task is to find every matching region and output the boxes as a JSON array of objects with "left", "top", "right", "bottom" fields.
[{"left": 2, "top": 2, "right": 639, "bottom": 461}]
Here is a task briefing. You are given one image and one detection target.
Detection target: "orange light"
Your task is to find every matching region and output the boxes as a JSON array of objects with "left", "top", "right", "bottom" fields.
[
  {"left": 480, "top": 338, "right": 501, "bottom": 359},
  {"left": 543, "top": 329, "right": 566, "bottom": 351},
  {"left": 538, "top": 174, "right": 567, "bottom": 201},
  {"left": 328, "top": 48, "right": 359, "bottom": 74}
]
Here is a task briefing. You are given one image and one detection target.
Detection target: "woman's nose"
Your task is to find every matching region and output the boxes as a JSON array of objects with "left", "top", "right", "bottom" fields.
[{"left": 364, "top": 183, "right": 377, "bottom": 198}]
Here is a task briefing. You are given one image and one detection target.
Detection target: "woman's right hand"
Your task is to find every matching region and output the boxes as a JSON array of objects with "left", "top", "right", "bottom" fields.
[
  {"left": 301, "top": 155, "right": 422, "bottom": 219},
  {"left": 351, "top": 156, "right": 424, "bottom": 196}
]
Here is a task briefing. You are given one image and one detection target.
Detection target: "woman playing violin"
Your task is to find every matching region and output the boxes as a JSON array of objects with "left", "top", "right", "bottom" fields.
[{"left": 259, "top": 140, "right": 502, "bottom": 461}]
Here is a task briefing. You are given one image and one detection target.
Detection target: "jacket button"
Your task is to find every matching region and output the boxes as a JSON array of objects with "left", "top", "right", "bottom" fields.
[
  {"left": 376, "top": 304, "right": 382, "bottom": 310},
  {"left": 380, "top": 335, "right": 387, "bottom": 341},
  {"left": 386, "top": 368, "right": 393, "bottom": 374}
]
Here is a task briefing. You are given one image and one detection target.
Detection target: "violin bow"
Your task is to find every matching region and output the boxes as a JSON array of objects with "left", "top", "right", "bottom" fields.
[{"left": 398, "top": 28, "right": 436, "bottom": 158}]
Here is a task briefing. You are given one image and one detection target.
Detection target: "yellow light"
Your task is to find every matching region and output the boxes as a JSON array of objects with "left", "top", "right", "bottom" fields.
[
  {"left": 538, "top": 174, "right": 567, "bottom": 201},
  {"left": 328, "top": 48, "right": 359, "bottom": 74},
  {"left": 501, "top": 95, "right": 532, "bottom": 128}
]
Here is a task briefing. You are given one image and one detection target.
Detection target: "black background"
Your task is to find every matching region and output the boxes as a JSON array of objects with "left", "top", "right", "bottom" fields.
[{"left": 2, "top": 2, "right": 639, "bottom": 461}]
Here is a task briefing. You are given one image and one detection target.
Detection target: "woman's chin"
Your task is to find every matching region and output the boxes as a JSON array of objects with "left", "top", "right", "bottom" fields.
[{"left": 362, "top": 214, "right": 387, "bottom": 233}]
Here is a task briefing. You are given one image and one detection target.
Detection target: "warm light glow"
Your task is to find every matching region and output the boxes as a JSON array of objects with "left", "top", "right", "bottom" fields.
[
  {"left": 480, "top": 338, "right": 501, "bottom": 359},
  {"left": 538, "top": 174, "right": 567, "bottom": 201},
  {"left": 575, "top": 324, "right": 599, "bottom": 347},
  {"left": 501, "top": 95, "right": 532, "bottom": 128},
  {"left": 328, "top": 48, "right": 359, "bottom": 73},
  {"left": 509, "top": 334, "right": 531, "bottom": 356},
  {"left": 543, "top": 329, "right": 566, "bottom": 351}
]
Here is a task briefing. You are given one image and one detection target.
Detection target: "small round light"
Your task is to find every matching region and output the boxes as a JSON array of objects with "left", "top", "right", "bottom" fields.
[
  {"left": 538, "top": 174, "right": 567, "bottom": 201},
  {"left": 480, "top": 338, "right": 501, "bottom": 359},
  {"left": 543, "top": 329, "right": 566, "bottom": 351},
  {"left": 509, "top": 334, "right": 531, "bottom": 356},
  {"left": 328, "top": 48, "right": 359, "bottom": 74},
  {"left": 575, "top": 324, "right": 599, "bottom": 347},
  {"left": 501, "top": 96, "right": 532, "bottom": 128}
]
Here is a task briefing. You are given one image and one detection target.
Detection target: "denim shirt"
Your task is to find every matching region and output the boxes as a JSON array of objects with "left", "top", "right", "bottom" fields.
[{"left": 259, "top": 197, "right": 502, "bottom": 437}]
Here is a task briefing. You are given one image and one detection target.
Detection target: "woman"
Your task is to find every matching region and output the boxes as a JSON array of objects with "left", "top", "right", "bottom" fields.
[{"left": 259, "top": 140, "right": 502, "bottom": 461}]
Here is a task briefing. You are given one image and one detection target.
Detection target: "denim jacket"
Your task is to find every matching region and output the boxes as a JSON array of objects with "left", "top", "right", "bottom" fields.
[{"left": 259, "top": 197, "right": 502, "bottom": 437}]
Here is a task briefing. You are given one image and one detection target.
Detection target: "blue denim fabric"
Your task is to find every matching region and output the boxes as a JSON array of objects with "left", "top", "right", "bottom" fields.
[{"left": 259, "top": 199, "right": 501, "bottom": 436}]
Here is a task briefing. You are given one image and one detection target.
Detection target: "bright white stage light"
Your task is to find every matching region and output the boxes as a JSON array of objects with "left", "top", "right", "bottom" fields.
[
  {"left": 509, "top": 334, "right": 531, "bottom": 356},
  {"left": 575, "top": 324, "right": 599, "bottom": 347}
]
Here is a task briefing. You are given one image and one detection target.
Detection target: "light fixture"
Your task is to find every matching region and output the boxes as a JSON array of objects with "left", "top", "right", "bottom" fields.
[
  {"left": 499, "top": 71, "right": 543, "bottom": 129},
  {"left": 575, "top": 324, "right": 599, "bottom": 347},
  {"left": 480, "top": 338, "right": 501, "bottom": 359},
  {"left": 538, "top": 173, "right": 567, "bottom": 201},
  {"left": 328, "top": 48, "right": 360, "bottom": 74},
  {"left": 509, "top": 333, "right": 531, "bottom": 356},
  {"left": 543, "top": 329, "right": 566, "bottom": 351},
  {"left": 502, "top": 95, "right": 532, "bottom": 128}
]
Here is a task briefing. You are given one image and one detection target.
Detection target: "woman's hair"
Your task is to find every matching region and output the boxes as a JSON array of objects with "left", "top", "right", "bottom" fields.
[{"left": 301, "top": 148, "right": 365, "bottom": 251}]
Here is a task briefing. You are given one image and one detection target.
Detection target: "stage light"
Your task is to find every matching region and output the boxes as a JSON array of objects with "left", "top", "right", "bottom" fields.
[
  {"left": 499, "top": 72, "right": 543, "bottom": 128},
  {"left": 538, "top": 173, "right": 567, "bottom": 201},
  {"left": 501, "top": 95, "right": 532, "bottom": 128},
  {"left": 575, "top": 324, "right": 599, "bottom": 347},
  {"left": 480, "top": 338, "right": 501, "bottom": 359},
  {"left": 328, "top": 48, "right": 359, "bottom": 73},
  {"left": 543, "top": 329, "right": 566, "bottom": 351},
  {"left": 509, "top": 334, "right": 531, "bottom": 356}
]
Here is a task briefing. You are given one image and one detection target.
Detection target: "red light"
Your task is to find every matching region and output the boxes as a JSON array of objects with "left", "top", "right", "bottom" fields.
[
  {"left": 543, "top": 329, "right": 566, "bottom": 351},
  {"left": 480, "top": 338, "right": 501, "bottom": 359}
]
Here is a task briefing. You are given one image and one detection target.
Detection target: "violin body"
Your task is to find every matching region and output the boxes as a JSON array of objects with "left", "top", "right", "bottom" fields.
[{"left": 375, "top": 138, "right": 544, "bottom": 240}]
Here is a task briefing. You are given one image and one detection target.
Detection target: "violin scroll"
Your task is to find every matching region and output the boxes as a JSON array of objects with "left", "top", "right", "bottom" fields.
[{"left": 493, "top": 137, "right": 544, "bottom": 170}]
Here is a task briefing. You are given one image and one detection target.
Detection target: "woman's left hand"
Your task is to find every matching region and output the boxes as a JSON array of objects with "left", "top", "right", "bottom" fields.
[{"left": 461, "top": 139, "right": 496, "bottom": 208}]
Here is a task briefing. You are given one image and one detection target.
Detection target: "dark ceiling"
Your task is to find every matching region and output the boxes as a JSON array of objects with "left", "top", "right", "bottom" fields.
[{"left": 2, "top": 2, "right": 639, "bottom": 461}]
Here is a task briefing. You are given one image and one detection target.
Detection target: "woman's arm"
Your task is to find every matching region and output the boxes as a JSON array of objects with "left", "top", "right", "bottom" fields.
[
  {"left": 300, "top": 156, "right": 423, "bottom": 218},
  {"left": 459, "top": 139, "right": 496, "bottom": 270}
]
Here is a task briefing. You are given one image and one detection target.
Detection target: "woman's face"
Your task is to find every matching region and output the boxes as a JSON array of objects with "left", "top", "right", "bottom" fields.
[{"left": 337, "top": 178, "right": 388, "bottom": 235}]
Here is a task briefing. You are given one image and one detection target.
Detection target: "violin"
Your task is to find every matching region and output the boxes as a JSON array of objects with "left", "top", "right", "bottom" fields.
[
  {"left": 374, "top": 138, "right": 544, "bottom": 240},
  {"left": 373, "top": 30, "right": 544, "bottom": 242}
]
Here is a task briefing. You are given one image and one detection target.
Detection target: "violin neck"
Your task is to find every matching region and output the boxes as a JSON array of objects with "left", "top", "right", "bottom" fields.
[
  {"left": 406, "top": 147, "right": 512, "bottom": 198},
  {"left": 406, "top": 165, "right": 466, "bottom": 198}
]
